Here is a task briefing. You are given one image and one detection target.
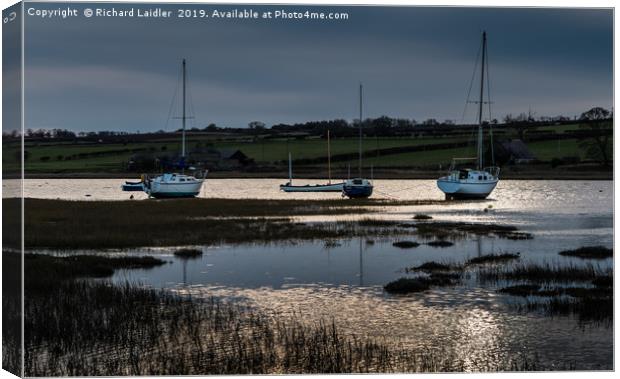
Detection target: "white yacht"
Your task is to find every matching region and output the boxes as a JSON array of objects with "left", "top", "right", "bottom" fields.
[
  {"left": 144, "top": 172, "right": 205, "bottom": 198},
  {"left": 144, "top": 59, "right": 205, "bottom": 198},
  {"left": 437, "top": 31, "right": 499, "bottom": 200}
]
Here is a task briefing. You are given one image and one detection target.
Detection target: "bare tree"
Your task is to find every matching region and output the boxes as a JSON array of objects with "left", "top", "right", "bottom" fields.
[{"left": 578, "top": 107, "right": 612, "bottom": 166}]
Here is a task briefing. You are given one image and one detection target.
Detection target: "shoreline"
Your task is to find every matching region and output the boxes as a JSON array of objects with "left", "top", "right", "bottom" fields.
[{"left": 5, "top": 168, "right": 614, "bottom": 180}]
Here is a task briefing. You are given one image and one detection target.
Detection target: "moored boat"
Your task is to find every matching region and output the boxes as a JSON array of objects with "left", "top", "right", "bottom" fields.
[
  {"left": 280, "top": 182, "right": 344, "bottom": 192},
  {"left": 121, "top": 180, "right": 145, "bottom": 192},
  {"left": 143, "top": 172, "right": 206, "bottom": 198},
  {"left": 343, "top": 83, "right": 373, "bottom": 199},
  {"left": 437, "top": 164, "right": 499, "bottom": 199},
  {"left": 142, "top": 59, "right": 206, "bottom": 198},
  {"left": 437, "top": 31, "right": 499, "bottom": 200},
  {"left": 280, "top": 130, "right": 345, "bottom": 192},
  {"left": 343, "top": 178, "right": 373, "bottom": 198}
]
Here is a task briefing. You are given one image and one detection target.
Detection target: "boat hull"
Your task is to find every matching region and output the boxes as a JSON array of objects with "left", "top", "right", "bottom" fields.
[
  {"left": 280, "top": 182, "right": 345, "bottom": 192},
  {"left": 146, "top": 180, "right": 204, "bottom": 198},
  {"left": 343, "top": 185, "right": 373, "bottom": 198},
  {"left": 149, "top": 191, "right": 201, "bottom": 199},
  {"left": 437, "top": 178, "right": 498, "bottom": 199}
]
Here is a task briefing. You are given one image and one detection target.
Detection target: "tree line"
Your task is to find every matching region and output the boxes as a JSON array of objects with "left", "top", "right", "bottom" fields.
[{"left": 4, "top": 107, "right": 612, "bottom": 141}]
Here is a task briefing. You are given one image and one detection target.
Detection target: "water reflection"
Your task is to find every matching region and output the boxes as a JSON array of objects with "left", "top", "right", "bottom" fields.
[{"left": 166, "top": 283, "right": 611, "bottom": 371}]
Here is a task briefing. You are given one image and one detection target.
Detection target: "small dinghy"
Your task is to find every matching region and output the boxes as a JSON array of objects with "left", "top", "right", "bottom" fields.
[
  {"left": 280, "top": 130, "right": 345, "bottom": 193},
  {"left": 121, "top": 179, "right": 145, "bottom": 192},
  {"left": 280, "top": 181, "right": 344, "bottom": 192}
]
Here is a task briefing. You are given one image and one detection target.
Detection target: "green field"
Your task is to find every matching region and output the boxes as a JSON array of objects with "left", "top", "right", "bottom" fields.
[
  {"left": 1, "top": 123, "right": 596, "bottom": 174},
  {"left": 3, "top": 135, "right": 467, "bottom": 173}
]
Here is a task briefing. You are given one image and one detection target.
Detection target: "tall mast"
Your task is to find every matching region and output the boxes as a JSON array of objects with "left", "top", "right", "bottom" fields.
[
  {"left": 358, "top": 83, "right": 363, "bottom": 177},
  {"left": 182, "top": 58, "right": 186, "bottom": 158},
  {"left": 477, "top": 32, "right": 486, "bottom": 170},
  {"left": 327, "top": 130, "right": 332, "bottom": 184},
  {"left": 288, "top": 152, "right": 292, "bottom": 184}
]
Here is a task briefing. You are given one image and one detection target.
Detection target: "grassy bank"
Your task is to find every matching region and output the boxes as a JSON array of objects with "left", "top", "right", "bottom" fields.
[
  {"left": 6, "top": 198, "right": 447, "bottom": 249},
  {"left": 6, "top": 199, "right": 538, "bottom": 249}
]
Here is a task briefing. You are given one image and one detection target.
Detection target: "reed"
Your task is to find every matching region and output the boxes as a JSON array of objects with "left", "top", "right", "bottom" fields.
[
  {"left": 478, "top": 261, "right": 608, "bottom": 283},
  {"left": 2, "top": 252, "right": 21, "bottom": 375},
  {"left": 592, "top": 275, "right": 613, "bottom": 288},
  {"left": 523, "top": 296, "right": 613, "bottom": 324},
  {"left": 15, "top": 251, "right": 542, "bottom": 375}
]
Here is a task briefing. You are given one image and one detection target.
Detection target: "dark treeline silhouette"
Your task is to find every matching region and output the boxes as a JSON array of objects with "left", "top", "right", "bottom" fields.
[{"left": 4, "top": 108, "right": 612, "bottom": 142}]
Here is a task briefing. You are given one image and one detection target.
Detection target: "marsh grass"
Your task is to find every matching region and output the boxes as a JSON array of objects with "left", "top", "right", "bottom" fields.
[
  {"left": 22, "top": 253, "right": 166, "bottom": 291},
  {"left": 412, "top": 222, "right": 533, "bottom": 240},
  {"left": 478, "top": 262, "right": 608, "bottom": 283},
  {"left": 522, "top": 296, "right": 613, "bottom": 324},
  {"left": 408, "top": 261, "right": 458, "bottom": 272},
  {"left": 24, "top": 279, "right": 541, "bottom": 375},
  {"left": 592, "top": 275, "right": 613, "bottom": 288},
  {"left": 2, "top": 252, "right": 21, "bottom": 375},
  {"left": 13, "top": 199, "right": 431, "bottom": 249},
  {"left": 397, "top": 255, "right": 613, "bottom": 323},
  {"left": 384, "top": 271, "right": 462, "bottom": 294},
  {"left": 486, "top": 260, "right": 613, "bottom": 322},
  {"left": 13, "top": 252, "right": 542, "bottom": 375},
  {"left": 558, "top": 246, "right": 613, "bottom": 259}
]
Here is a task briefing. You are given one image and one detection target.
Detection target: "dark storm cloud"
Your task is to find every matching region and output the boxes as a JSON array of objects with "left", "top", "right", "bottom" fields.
[{"left": 21, "top": 3, "right": 612, "bottom": 132}]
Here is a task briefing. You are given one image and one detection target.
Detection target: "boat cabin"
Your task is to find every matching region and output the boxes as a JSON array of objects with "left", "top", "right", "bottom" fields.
[
  {"left": 451, "top": 169, "right": 494, "bottom": 182},
  {"left": 345, "top": 178, "right": 372, "bottom": 186},
  {"left": 151, "top": 173, "right": 200, "bottom": 183}
]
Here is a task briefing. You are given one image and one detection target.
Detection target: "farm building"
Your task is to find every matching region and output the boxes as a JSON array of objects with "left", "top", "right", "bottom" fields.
[
  {"left": 497, "top": 139, "right": 536, "bottom": 164},
  {"left": 188, "top": 147, "right": 253, "bottom": 169}
]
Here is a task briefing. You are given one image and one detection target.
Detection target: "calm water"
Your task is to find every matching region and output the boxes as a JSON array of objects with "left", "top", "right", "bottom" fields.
[{"left": 20, "top": 178, "right": 614, "bottom": 370}]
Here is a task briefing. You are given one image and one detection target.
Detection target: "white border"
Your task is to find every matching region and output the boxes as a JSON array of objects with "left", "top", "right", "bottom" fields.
[{"left": 0, "top": 1, "right": 616, "bottom": 379}]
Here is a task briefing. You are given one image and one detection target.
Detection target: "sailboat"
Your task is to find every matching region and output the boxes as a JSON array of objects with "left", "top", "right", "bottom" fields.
[
  {"left": 143, "top": 59, "right": 206, "bottom": 198},
  {"left": 343, "top": 84, "right": 373, "bottom": 198},
  {"left": 280, "top": 130, "right": 345, "bottom": 192},
  {"left": 437, "top": 31, "right": 499, "bottom": 200}
]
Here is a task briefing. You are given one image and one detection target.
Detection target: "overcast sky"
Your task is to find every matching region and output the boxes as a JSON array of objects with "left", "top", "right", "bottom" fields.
[{"left": 10, "top": 3, "right": 614, "bottom": 132}]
